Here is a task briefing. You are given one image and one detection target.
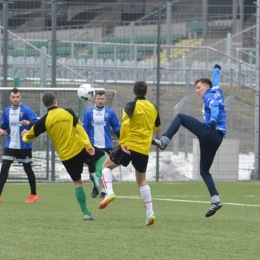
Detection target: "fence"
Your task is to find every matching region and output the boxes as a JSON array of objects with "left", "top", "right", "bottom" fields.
[
  {"left": 0, "top": 87, "right": 118, "bottom": 181},
  {"left": 0, "top": 0, "right": 259, "bottom": 181}
]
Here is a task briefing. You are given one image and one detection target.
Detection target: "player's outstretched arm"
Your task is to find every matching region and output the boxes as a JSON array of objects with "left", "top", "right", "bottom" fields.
[
  {"left": 212, "top": 64, "right": 221, "bottom": 87},
  {"left": 21, "top": 127, "right": 37, "bottom": 142}
]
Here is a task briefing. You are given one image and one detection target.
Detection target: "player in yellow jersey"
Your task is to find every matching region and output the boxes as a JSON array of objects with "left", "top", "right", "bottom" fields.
[
  {"left": 22, "top": 92, "right": 107, "bottom": 221},
  {"left": 98, "top": 81, "right": 161, "bottom": 226}
]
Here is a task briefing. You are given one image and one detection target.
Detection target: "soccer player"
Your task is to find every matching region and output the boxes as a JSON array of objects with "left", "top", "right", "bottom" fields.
[
  {"left": 152, "top": 64, "right": 226, "bottom": 217},
  {"left": 21, "top": 92, "right": 106, "bottom": 220},
  {"left": 98, "top": 81, "right": 161, "bottom": 226},
  {"left": 82, "top": 90, "right": 120, "bottom": 199},
  {"left": 0, "top": 88, "right": 39, "bottom": 203}
]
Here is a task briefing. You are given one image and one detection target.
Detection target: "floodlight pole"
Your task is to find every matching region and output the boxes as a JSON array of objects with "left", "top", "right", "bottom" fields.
[
  {"left": 50, "top": 0, "right": 57, "bottom": 181},
  {"left": 252, "top": 0, "right": 260, "bottom": 179},
  {"left": 257, "top": 0, "right": 260, "bottom": 179},
  {"left": 155, "top": 5, "right": 162, "bottom": 182},
  {"left": 202, "top": 0, "right": 208, "bottom": 40},
  {"left": 3, "top": 0, "right": 8, "bottom": 88},
  {"left": 51, "top": 0, "right": 57, "bottom": 89},
  {"left": 2, "top": 0, "right": 11, "bottom": 109}
]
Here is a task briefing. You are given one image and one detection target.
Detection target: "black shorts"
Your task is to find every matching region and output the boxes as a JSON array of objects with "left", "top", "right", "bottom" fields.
[
  {"left": 101, "top": 148, "right": 113, "bottom": 155},
  {"left": 62, "top": 147, "right": 105, "bottom": 181},
  {"left": 2, "top": 147, "right": 33, "bottom": 163},
  {"left": 87, "top": 147, "right": 112, "bottom": 173},
  {"left": 109, "top": 146, "right": 148, "bottom": 173}
]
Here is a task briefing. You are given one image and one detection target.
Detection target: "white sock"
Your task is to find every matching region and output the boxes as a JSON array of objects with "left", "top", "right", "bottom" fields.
[
  {"left": 211, "top": 195, "right": 220, "bottom": 203},
  {"left": 140, "top": 185, "right": 153, "bottom": 215},
  {"left": 102, "top": 188, "right": 106, "bottom": 193},
  {"left": 162, "top": 136, "right": 170, "bottom": 145},
  {"left": 102, "top": 168, "right": 114, "bottom": 195}
]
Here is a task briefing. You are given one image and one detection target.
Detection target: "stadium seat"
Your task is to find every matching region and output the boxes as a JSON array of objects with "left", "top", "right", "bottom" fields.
[
  {"left": 113, "top": 59, "right": 121, "bottom": 67},
  {"left": 35, "top": 57, "right": 42, "bottom": 65},
  {"left": 121, "top": 59, "right": 131, "bottom": 68},
  {"left": 161, "top": 61, "right": 169, "bottom": 69},
  {"left": 104, "top": 59, "right": 113, "bottom": 67},
  {"left": 66, "top": 58, "right": 76, "bottom": 66},
  {"left": 95, "top": 59, "right": 104, "bottom": 68},
  {"left": 57, "top": 57, "right": 66, "bottom": 64},
  {"left": 146, "top": 61, "right": 156, "bottom": 69},
  {"left": 25, "top": 49, "right": 39, "bottom": 56},
  {"left": 30, "top": 41, "right": 49, "bottom": 48},
  {"left": 7, "top": 56, "right": 14, "bottom": 65},
  {"left": 13, "top": 56, "right": 24, "bottom": 65},
  {"left": 26, "top": 57, "right": 36, "bottom": 65},
  {"left": 129, "top": 60, "right": 137, "bottom": 68},
  {"left": 137, "top": 60, "right": 146, "bottom": 68},
  {"left": 76, "top": 58, "right": 86, "bottom": 66},
  {"left": 86, "top": 59, "right": 94, "bottom": 67}
]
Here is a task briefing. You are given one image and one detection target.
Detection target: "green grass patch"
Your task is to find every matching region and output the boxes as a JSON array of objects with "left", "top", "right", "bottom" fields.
[{"left": 1, "top": 181, "right": 260, "bottom": 260}]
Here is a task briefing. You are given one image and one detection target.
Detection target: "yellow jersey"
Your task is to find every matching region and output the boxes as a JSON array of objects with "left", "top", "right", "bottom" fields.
[
  {"left": 22, "top": 107, "right": 92, "bottom": 161},
  {"left": 120, "top": 97, "right": 161, "bottom": 155}
]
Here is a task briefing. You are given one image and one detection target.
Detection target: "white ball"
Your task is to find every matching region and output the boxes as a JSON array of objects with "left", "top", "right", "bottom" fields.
[{"left": 77, "top": 84, "right": 95, "bottom": 101}]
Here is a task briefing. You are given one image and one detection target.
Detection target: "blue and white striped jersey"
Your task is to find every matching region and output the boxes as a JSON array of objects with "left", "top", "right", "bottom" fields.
[
  {"left": 202, "top": 67, "right": 226, "bottom": 135},
  {"left": 82, "top": 106, "right": 120, "bottom": 149},
  {"left": 1, "top": 103, "right": 40, "bottom": 149}
]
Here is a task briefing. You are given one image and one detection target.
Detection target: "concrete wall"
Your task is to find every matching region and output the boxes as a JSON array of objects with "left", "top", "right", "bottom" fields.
[
  {"left": 114, "top": 22, "right": 186, "bottom": 38},
  {"left": 14, "top": 27, "right": 103, "bottom": 42}
]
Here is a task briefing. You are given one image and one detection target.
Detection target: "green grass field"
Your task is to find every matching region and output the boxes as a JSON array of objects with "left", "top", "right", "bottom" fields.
[{"left": 1, "top": 181, "right": 260, "bottom": 260}]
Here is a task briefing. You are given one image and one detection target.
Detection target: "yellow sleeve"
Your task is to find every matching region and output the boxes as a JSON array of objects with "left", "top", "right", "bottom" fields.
[
  {"left": 22, "top": 126, "right": 37, "bottom": 143},
  {"left": 153, "top": 125, "right": 161, "bottom": 132},
  {"left": 76, "top": 122, "right": 92, "bottom": 150},
  {"left": 119, "top": 110, "right": 130, "bottom": 147}
]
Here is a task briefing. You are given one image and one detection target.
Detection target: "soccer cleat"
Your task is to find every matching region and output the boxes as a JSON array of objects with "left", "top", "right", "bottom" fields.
[
  {"left": 26, "top": 194, "right": 39, "bottom": 203},
  {"left": 146, "top": 213, "right": 156, "bottom": 226},
  {"left": 90, "top": 173, "right": 99, "bottom": 198},
  {"left": 99, "top": 192, "right": 106, "bottom": 199},
  {"left": 0, "top": 196, "right": 2, "bottom": 203},
  {"left": 152, "top": 138, "right": 168, "bottom": 151},
  {"left": 205, "top": 201, "right": 222, "bottom": 217},
  {"left": 98, "top": 194, "right": 116, "bottom": 209},
  {"left": 83, "top": 214, "right": 97, "bottom": 221}
]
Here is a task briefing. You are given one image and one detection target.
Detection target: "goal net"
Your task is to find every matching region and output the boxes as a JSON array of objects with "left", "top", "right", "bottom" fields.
[{"left": 0, "top": 87, "right": 118, "bottom": 181}]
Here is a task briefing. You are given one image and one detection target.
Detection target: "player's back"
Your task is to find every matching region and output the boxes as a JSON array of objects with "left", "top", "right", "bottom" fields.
[
  {"left": 45, "top": 107, "right": 85, "bottom": 160},
  {"left": 122, "top": 98, "right": 159, "bottom": 155}
]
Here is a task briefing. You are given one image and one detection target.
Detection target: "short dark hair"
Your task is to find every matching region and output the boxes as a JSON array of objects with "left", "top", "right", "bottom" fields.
[
  {"left": 9, "top": 87, "right": 20, "bottom": 95},
  {"left": 133, "top": 81, "right": 147, "bottom": 96},
  {"left": 42, "top": 92, "right": 56, "bottom": 107},
  {"left": 95, "top": 90, "right": 105, "bottom": 96},
  {"left": 194, "top": 78, "right": 212, "bottom": 88}
]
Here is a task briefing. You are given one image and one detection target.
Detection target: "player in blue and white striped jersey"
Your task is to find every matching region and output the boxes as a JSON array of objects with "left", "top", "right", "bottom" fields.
[
  {"left": 0, "top": 88, "right": 40, "bottom": 203},
  {"left": 82, "top": 90, "right": 120, "bottom": 198}
]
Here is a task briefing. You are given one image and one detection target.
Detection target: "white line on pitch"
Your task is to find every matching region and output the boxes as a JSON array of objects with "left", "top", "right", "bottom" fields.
[{"left": 117, "top": 196, "right": 260, "bottom": 208}]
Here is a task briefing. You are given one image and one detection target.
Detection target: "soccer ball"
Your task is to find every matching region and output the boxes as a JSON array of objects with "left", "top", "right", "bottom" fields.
[{"left": 77, "top": 84, "right": 95, "bottom": 101}]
